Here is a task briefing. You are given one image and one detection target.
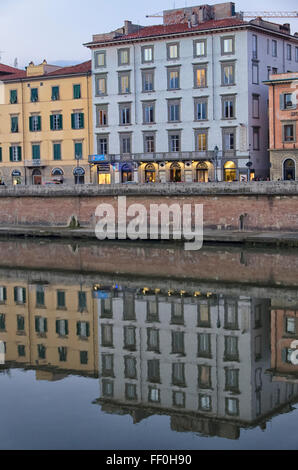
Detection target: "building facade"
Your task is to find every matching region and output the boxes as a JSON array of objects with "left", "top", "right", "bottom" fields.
[
  {"left": 85, "top": 2, "right": 298, "bottom": 184},
  {"left": 266, "top": 73, "right": 298, "bottom": 181},
  {"left": 0, "top": 60, "right": 93, "bottom": 186}
]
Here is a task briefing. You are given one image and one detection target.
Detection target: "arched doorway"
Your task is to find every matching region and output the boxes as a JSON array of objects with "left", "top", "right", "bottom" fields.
[
  {"left": 51, "top": 168, "right": 64, "bottom": 184},
  {"left": 283, "top": 159, "right": 295, "bottom": 180},
  {"left": 32, "top": 169, "right": 42, "bottom": 185},
  {"left": 196, "top": 162, "right": 208, "bottom": 182},
  {"left": 170, "top": 162, "right": 182, "bottom": 182},
  {"left": 145, "top": 163, "right": 156, "bottom": 183},
  {"left": 121, "top": 163, "right": 132, "bottom": 183},
  {"left": 224, "top": 161, "right": 237, "bottom": 182},
  {"left": 73, "top": 167, "right": 85, "bottom": 185}
]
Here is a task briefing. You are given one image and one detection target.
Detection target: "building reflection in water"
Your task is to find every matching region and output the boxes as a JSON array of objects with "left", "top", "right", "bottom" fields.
[{"left": 0, "top": 271, "right": 297, "bottom": 440}]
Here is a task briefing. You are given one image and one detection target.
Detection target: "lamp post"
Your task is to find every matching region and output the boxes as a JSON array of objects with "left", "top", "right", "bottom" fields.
[{"left": 214, "top": 145, "right": 219, "bottom": 182}]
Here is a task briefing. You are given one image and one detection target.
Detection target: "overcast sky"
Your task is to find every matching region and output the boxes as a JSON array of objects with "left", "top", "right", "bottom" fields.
[{"left": 0, "top": 0, "right": 297, "bottom": 68}]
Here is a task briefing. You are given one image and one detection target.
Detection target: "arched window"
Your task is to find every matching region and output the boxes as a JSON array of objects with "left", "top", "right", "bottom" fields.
[
  {"left": 224, "top": 161, "right": 237, "bottom": 182},
  {"left": 170, "top": 162, "right": 182, "bottom": 182},
  {"left": 12, "top": 170, "right": 22, "bottom": 185},
  {"left": 73, "top": 167, "right": 85, "bottom": 185},
  {"left": 121, "top": 163, "right": 133, "bottom": 183},
  {"left": 145, "top": 163, "right": 156, "bottom": 183},
  {"left": 51, "top": 168, "right": 64, "bottom": 183},
  {"left": 196, "top": 162, "right": 208, "bottom": 182},
  {"left": 283, "top": 159, "right": 295, "bottom": 181}
]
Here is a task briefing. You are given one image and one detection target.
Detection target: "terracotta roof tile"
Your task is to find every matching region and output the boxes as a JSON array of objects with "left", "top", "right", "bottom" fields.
[{"left": 1, "top": 60, "right": 91, "bottom": 82}]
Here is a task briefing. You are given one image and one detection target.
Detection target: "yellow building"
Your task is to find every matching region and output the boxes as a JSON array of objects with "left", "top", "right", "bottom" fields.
[{"left": 0, "top": 60, "right": 93, "bottom": 185}]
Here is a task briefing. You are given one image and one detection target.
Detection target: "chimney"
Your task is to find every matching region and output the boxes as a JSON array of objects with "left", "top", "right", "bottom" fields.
[
  {"left": 187, "top": 18, "right": 191, "bottom": 28},
  {"left": 191, "top": 12, "right": 198, "bottom": 26},
  {"left": 124, "top": 20, "right": 131, "bottom": 35}
]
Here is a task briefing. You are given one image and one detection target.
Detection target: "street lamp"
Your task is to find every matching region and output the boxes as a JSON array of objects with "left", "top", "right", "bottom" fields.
[{"left": 214, "top": 146, "right": 219, "bottom": 182}]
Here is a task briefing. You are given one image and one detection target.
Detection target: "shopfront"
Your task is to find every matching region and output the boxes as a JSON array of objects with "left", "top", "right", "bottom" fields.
[
  {"left": 144, "top": 163, "right": 156, "bottom": 183},
  {"left": 224, "top": 161, "right": 237, "bottom": 182},
  {"left": 121, "top": 163, "right": 133, "bottom": 183},
  {"left": 12, "top": 170, "right": 22, "bottom": 186}
]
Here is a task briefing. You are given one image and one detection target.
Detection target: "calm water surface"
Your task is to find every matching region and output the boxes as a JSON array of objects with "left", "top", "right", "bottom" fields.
[{"left": 0, "top": 239, "right": 297, "bottom": 450}]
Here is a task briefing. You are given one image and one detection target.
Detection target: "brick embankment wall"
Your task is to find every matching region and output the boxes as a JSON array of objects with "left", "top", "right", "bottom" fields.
[{"left": 0, "top": 182, "right": 297, "bottom": 231}]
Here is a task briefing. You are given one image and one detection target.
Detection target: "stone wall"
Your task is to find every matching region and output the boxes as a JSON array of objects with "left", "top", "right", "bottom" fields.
[{"left": 0, "top": 181, "right": 297, "bottom": 231}]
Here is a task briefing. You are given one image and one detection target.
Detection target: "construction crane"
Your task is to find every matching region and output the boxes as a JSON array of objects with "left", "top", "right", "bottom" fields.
[{"left": 146, "top": 11, "right": 298, "bottom": 19}]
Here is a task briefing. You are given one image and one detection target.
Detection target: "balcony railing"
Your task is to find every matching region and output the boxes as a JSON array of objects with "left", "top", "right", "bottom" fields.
[
  {"left": 24, "top": 160, "right": 50, "bottom": 167},
  {"left": 89, "top": 151, "right": 242, "bottom": 164}
]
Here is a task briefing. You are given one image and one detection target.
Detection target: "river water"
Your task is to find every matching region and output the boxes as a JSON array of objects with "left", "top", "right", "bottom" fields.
[{"left": 0, "top": 238, "right": 297, "bottom": 450}]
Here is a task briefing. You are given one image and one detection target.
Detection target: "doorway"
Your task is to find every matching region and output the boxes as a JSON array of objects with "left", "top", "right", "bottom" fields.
[{"left": 32, "top": 169, "right": 42, "bottom": 185}]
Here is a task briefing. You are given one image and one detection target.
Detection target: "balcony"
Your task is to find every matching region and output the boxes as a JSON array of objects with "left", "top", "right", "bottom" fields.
[
  {"left": 24, "top": 160, "right": 49, "bottom": 167},
  {"left": 89, "top": 151, "right": 215, "bottom": 164}
]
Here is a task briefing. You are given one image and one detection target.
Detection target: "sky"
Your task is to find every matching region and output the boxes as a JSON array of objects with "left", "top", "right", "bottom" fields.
[{"left": 0, "top": 0, "right": 297, "bottom": 68}]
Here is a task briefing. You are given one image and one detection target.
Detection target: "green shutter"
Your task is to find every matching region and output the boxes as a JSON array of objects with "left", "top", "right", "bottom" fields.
[
  {"left": 29, "top": 117, "right": 33, "bottom": 132},
  {"left": 71, "top": 113, "right": 75, "bottom": 129},
  {"left": 50, "top": 115, "right": 54, "bottom": 130},
  {"left": 32, "top": 145, "right": 40, "bottom": 160},
  {"left": 10, "top": 90, "right": 17, "bottom": 104},
  {"left": 75, "top": 143, "right": 82, "bottom": 159},
  {"left": 77, "top": 322, "right": 81, "bottom": 336},
  {"left": 73, "top": 84, "right": 81, "bottom": 99},
  {"left": 59, "top": 115, "right": 63, "bottom": 130},
  {"left": 65, "top": 320, "right": 69, "bottom": 336},
  {"left": 11, "top": 116, "right": 18, "bottom": 133},
  {"left": 35, "top": 316, "right": 40, "bottom": 332},
  {"left": 44, "top": 318, "right": 48, "bottom": 333},
  {"left": 86, "top": 322, "right": 90, "bottom": 337},
  {"left": 0, "top": 147, "right": 2, "bottom": 162},
  {"left": 14, "top": 287, "right": 17, "bottom": 302},
  {"left": 37, "top": 116, "right": 41, "bottom": 131},
  {"left": 22, "top": 288, "right": 26, "bottom": 303},
  {"left": 17, "top": 147, "right": 22, "bottom": 161},
  {"left": 56, "top": 320, "right": 59, "bottom": 334},
  {"left": 80, "top": 113, "right": 84, "bottom": 129},
  {"left": 31, "top": 88, "right": 38, "bottom": 102},
  {"left": 9, "top": 147, "right": 13, "bottom": 162},
  {"left": 3, "top": 287, "right": 6, "bottom": 301},
  {"left": 53, "top": 143, "right": 61, "bottom": 161}
]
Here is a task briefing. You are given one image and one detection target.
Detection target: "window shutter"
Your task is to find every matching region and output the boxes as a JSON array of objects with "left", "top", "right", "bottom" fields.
[
  {"left": 77, "top": 322, "right": 81, "bottom": 336},
  {"left": 9, "top": 147, "right": 13, "bottom": 162},
  {"left": 280, "top": 94, "right": 284, "bottom": 110},
  {"left": 22, "top": 288, "right": 26, "bottom": 303},
  {"left": 44, "top": 318, "right": 48, "bottom": 333},
  {"left": 71, "top": 114, "right": 75, "bottom": 129},
  {"left": 65, "top": 320, "right": 69, "bottom": 336},
  {"left": 50, "top": 115, "right": 54, "bottom": 130},
  {"left": 282, "top": 348, "right": 287, "bottom": 363},
  {"left": 86, "top": 322, "right": 90, "bottom": 337},
  {"left": 56, "top": 320, "right": 59, "bottom": 334},
  {"left": 80, "top": 113, "right": 84, "bottom": 129},
  {"left": 0, "top": 147, "right": 2, "bottom": 162},
  {"left": 37, "top": 116, "right": 41, "bottom": 131},
  {"left": 29, "top": 117, "right": 33, "bottom": 132},
  {"left": 59, "top": 115, "right": 63, "bottom": 130},
  {"left": 17, "top": 146, "right": 22, "bottom": 161},
  {"left": 3, "top": 287, "right": 6, "bottom": 301},
  {"left": 35, "top": 316, "right": 40, "bottom": 332},
  {"left": 14, "top": 287, "right": 17, "bottom": 302}
]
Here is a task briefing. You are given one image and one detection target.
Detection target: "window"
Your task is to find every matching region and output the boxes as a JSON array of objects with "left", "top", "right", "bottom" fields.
[
  {"left": 255, "top": 335, "right": 262, "bottom": 360},
  {"left": 120, "top": 133, "right": 132, "bottom": 154},
  {"left": 197, "top": 303, "right": 210, "bottom": 327},
  {"left": 171, "top": 331, "right": 185, "bottom": 355},
  {"left": 100, "top": 298, "right": 112, "bottom": 319},
  {"left": 97, "top": 105, "right": 108, "bottom": 126},
  {"left": 18, "top": 345, "right": 25, "bottom": 357},
  {"left": 124, "top": 356, "right": 137, "bottom": 379},
  {"left": 29, "top": 115, "right": 41, "bottom": 132},
  {"left": 123, "top": 293, "right": 135, "bottom": 320},
  {"left": 11, "top": 116, "right": 19, "bottom": 133},
  {"left": 144, "top": 134, "right": 155, "bottom": 153},
  {"left": 147, "top": 359, "right": 160, "bottom": 383},
  {"left": 10, "top": 89, "right": 17, "bottom": 104},
  {"left": 57, "top": 290, "right": 66, "bottom": 309},
  {"left": 169, "top": 133, "right": 180, "bottom": 152},
  {"left": 71, "top": 112, "right": 84, "bottom": 129},
  {"left": 252, "top": 63, "right": 259, "bottom": 84},
  {"left": 142, "top": 101, "right": 155, "bottom": 124},
  {"left": 267, "top": 66, "right": 271, "bottom": 80},
  {"left": 283, "top": 124, "right": 295, "bottom": 142},
  {"left": 76, "top": 321, "right": 90, "bottom": 338},
  {"left": 95, "top": 51, "right": 106, "bottom": 68},
  {"left": 280, "top": 93, "right": 296, "bottom": 110},
  {"left": 147, "top": 300, "right": 159, "bottom": 322},
  {"left": 171, "top": 303, "right": 184, "bottom": 326},
  {"left": 172, "top": 362, "right": 185, "bottom": 387},
  {"left": 58, "top": 346, "right": 67, "bottom": 362},
  {"left": 32, "top": 144, "right": 40, "bottom": 160},
  {"left": 53, "top": 143, "right": 61, "bottom": 161},
  {"left": 286, "top": 318, "right": 296, "bottom": 334},
  {"left": 199, "top": 394, "right": 212, "bottom": 411},
  {"left": 253, "top": 127, "right": 260, "bottom": 149},
  {"left": 73, "top": 84, "right": 81, "bottom": 99},
  {"left": 50, "top": 114, "right": 63, "bottom": 131},
  {"left": 56, "top": 319, "right": 68, "bottom": 336},
  {"left": 167, "top": 67, "right": 180, "bottom": 90},
  {"left": 168, "top": 99, "right": 180, "bottom": 122},
  {"left": 194, "top": 98, "right": 208, "bottom": 121},
  {"left": 10, "top": 145, "right": 22, "bottom": 162},
  {"left": 272, "top": 67, "right": 278, "bottom": 75},
  {"left": 148, "top": 387, "right": 160, "bottom": 403},
  {"left": 95, "top": 74, "right": 107, "bottom": 96},
  {"left": 36, "top": 285, "right": 45, "bottom": 306},
  {"left": 252, "top": 35, "right": 258, "bottom": 59},
  {"left": 195, "top": 130, "right": 208, "bottom": 151},
  {"left": 222, "top": 63, "right": 235, "bottom": 86},
  {"left": 118, "top": 48, "right": 130, "bottom": 66},
  {"left": 51, "top": 86, "right": 60, "bottom": 101},
  {"left": 37, "top": 344, "right": 46, "bottom": 359},
  {"left": 167, "top": 42, "right": 179, "bottom": 60},
  {"left": 78, "top": 291, "right": 87, "bottom": 311},
  {"left": 223, "top": 129, "right": 235, "bottom": 152},
  {"left": 221, "top": 36, "right": 235, "bottom": 55},
  {"left": 119, "top": 103, "right": 131, "bottom": 125},
  {"left": 224, "top": 336, "right": 239, "bottom": 361},
  {"left": 14, "top": 286, "right": 26, "bottom": 304},
  {"left": 125, "top": 383, "right": 137, "bottom": 400},
  {"left": 0, "top": 287, "right": 7, "bottom": 304},
  {"left": 252, "top": 94, "right": 260, "bottom": 118},
  {"left": 102, "top": 379, "right": 114, "bottom": 397},
  {"left": 222, "top": 95, "right": 235, "bottom": 119},
  {"left": 74, "top": 142, "right": 83, "bottom": 162},
  {"left": 35, "top": 316, "right": 47, "bottom": 334},
  {"left": 80, "top": 351, "right": 88, "bottom": 365},
  {"left": 194, "top": 39, "right": 207, "bottom": 57},
  {"left": 0, "top": 314, "right": 5, "bottom": 330},
  {"left": 124, "top": 325, "right": 136, "bottom": 350},
  {"left": 198, "top": 365, "right": 212, "bottom": 389},
  {"left": 119, "top": 72, "right": 130, "bottom": 94},
  {"left": 173, "top": 391, "right": 185, "bottom": 408},
  {"left": 102, "top": 354, "right": 114, "bottom": 377},
  {"left": 287, "top": 44, "right": 292, "bottom": 61},
  {"left": 31, "top": 88, "right": 38, "bottom": 102},
  {"left": 142, "top": 46, "right": 154, "bottom": 63},
  {"left": 272, "top": 40, "right": 277, "bottom": 57},
  {"left": 198, "top": 333, "right": 211, "bottom": 358},
  {"left": 97, "top": 135, "right": 108, "bottom": 155},
  {"left": 296, "top": 47, "right": 298, "bottom": 63},
  {"left": 194, "top": 65, "right": 207, "bottom": 88},
  {"left": 225, "top": 368, "right": 239, "bottom": 392},
  {"left": 224, "top": 300, "right": 238, "bottom": 329},
  {"left": 142, "top": 69, "right": 154, "bottom": 92},
  {"left": 101, "top": 324, "right": 113, "bottom": 347},
  {"left": 17, "top": 315, "right": 25, "bottom": 332},
  {"left": 225, "top": 397, "right": 239, "bottom": 416},
  {"left": 147, "top": 328, "right": 159, "bottom": 352}
]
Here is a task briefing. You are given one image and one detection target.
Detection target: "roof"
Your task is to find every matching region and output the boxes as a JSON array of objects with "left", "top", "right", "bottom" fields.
[
  {"left": 1, "top": 60, "right": 91, "bottom": 82},
  {"left": 0, "top": 63, "right": 25, "bottom": 78},
  {"left": 85, "top": 17, "right": 248, "bottom": 47}
]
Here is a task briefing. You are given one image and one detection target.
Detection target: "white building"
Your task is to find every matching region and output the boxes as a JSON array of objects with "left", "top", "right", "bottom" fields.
[{"left": 85, "top": 2, "right": 298, "bottom": 183}]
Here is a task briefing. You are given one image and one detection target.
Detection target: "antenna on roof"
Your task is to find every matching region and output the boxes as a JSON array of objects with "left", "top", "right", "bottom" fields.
[{"left": 14, "top": 58, "right": 18, "bottom": 68}]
